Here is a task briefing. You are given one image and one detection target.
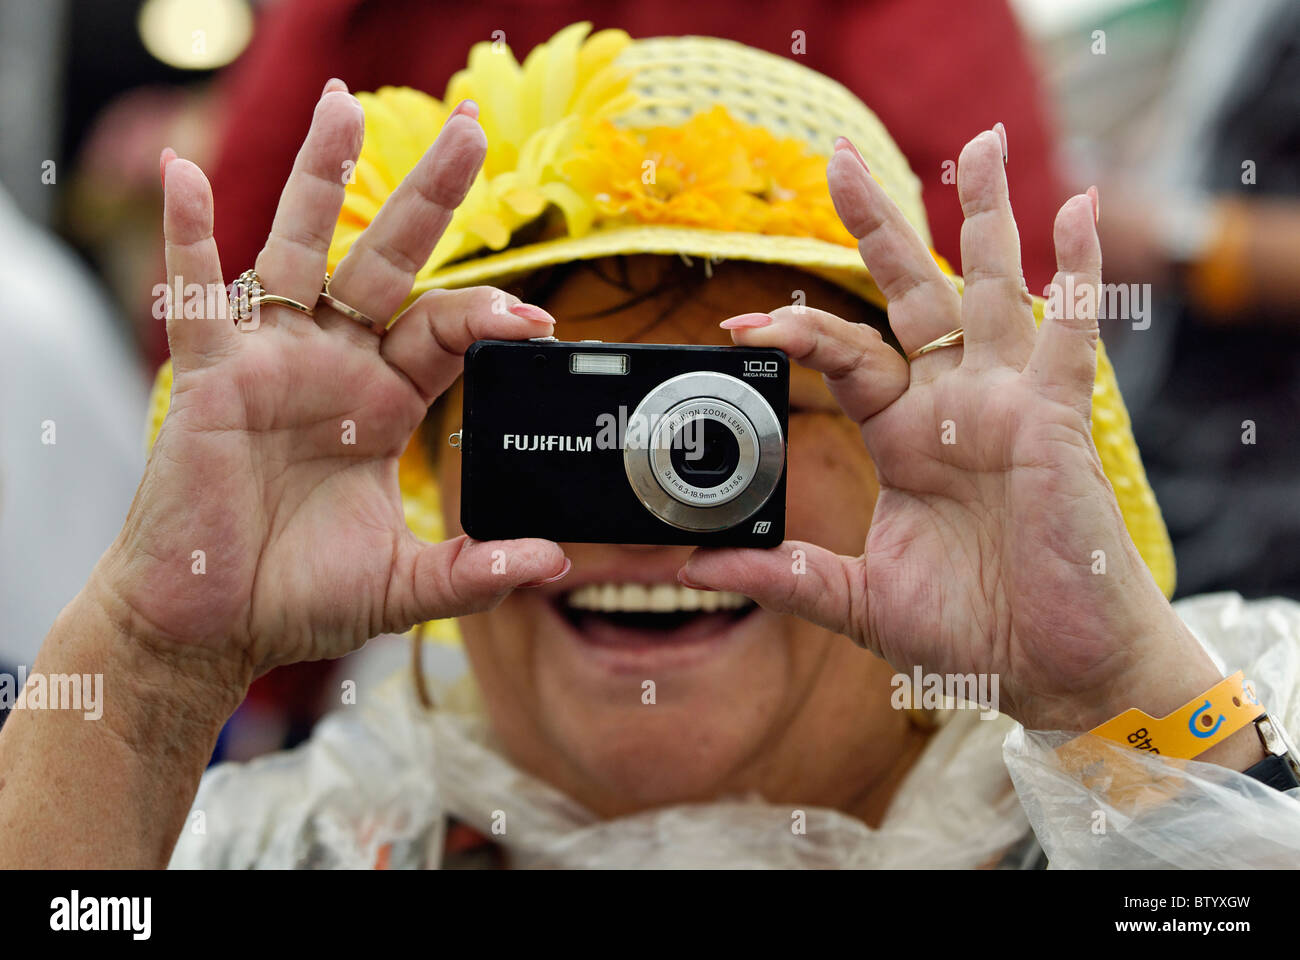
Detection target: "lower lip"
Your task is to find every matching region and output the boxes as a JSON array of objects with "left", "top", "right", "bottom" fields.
[{"left": 545, "top": 599, "right": 759, "bottom": 674}]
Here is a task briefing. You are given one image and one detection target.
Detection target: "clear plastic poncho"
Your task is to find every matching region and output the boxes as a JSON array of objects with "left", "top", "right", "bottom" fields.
[{"left": 168, "top": 592, "right": 1300, "bottom": 869}]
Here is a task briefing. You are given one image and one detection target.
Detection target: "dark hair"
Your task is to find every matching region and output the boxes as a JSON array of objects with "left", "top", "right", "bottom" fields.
[{"left": 512, "top": 256, "right": 715, "bottom": 332}]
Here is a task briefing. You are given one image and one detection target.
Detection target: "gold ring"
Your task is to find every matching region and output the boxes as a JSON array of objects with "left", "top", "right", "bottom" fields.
[
  {"left": 319, "top": 273, "right": 386, "bottom": 335},
  {"left": 905, "top": 327, "right": 964, "bottom": 362},
  {"left": 229, "top": 269, "right": 313, "bottom": 325}
]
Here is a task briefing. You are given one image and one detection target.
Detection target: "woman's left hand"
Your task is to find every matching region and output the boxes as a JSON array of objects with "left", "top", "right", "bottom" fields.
[{"left": 680, "top": 128, "right": 1225, "bottom": 734}]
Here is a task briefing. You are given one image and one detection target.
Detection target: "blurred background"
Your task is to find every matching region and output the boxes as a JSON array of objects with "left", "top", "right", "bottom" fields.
[{"left": 2, "top": 0, "right": 1296, "bottom": 758}]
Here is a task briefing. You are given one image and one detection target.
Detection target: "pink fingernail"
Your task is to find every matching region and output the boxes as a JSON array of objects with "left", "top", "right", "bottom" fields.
[
  {"left": 719, "top": 312, "right": 773, "bottom": 330},
  {"left": 159, "top": 147, "right": 177, "bottom": 188},
  {"left": 993, "top": 122, "right": 1008, "bottom": 164},
  {"left": 447, "top": 99, "right": 479, "bottom": 122},
  {"left": 1086, "top": 185, "right": 1100, "bottom": 224},
  {"left": 521, "top": 557, "right": 571, "bottom": 588},
  {"left": 677, "top": 570, "right": 717, "bottom": 592},
  {"left": 509, "top": 303, "right": 555, "bottom": 324},
  {"left": 833, "top": 136, "right": 869, "bottom": 173},
  {"left": 322, "top": 77, "right": 348, "bottom": 97}
]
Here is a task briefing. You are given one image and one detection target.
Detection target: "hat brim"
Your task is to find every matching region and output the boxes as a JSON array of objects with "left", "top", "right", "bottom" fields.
[{"left": 412, "top": 225, "right": 896, "bottom": 310}]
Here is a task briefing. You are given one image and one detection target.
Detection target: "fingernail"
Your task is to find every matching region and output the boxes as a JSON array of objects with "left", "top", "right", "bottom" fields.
[
  {"left": 447, "top": 99, "right": 479, "bottom": 122},
  {"left": 322, "top": 77, "right": 348, "bottom": 97},
  {"left": 719, "top": 312, "right": 772, "bottom": 330},
  {"left": 1086, "top": 185, "right": 1100, "bottom": 224},
  {"left": 509, "top": 303, "right": 555, "bottom": 324},
  {"left": 833, "top": 136, "right": 869, "bottom": 173},
  {"left": 159, "top": 147, "right": 177, "bottom": 188},
  {"left": 993, "top": 122, "right": 1007, "bottom": 164},
  {"left": 521, "top": 557, "right": 571, "bottom": 588},
  {"left": 677, "top": 570, "right": 717, "bottom": 592}
]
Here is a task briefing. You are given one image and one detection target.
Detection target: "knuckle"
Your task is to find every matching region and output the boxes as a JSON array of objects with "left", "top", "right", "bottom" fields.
[
  {"left": 413, "top": 287, "right": 450, "bottom": 307},
  {"left": 824, "top": 338, "right": 873, "bottom": 382},
  {"left": 261, "top": 230, "right": 327, "bottom": 264},
  {"left": 841, "top": 205, "right": 885, "bottom": 241},
  {"left": 880, "top": 271, "right": 946, "bottom": 307},
  {"left": 467, "top": 285, "right": 518, "bottom": 313},
  {"left": 958, "top": 192, "right": 1003, "bottom": 220},
  {"left": 960, "top": 268, "right": 1021, "bottom": 293},
  {"left": 847, "top": 205, "right": 892, "bottom": 247},
  {"left": 419, "top": 158, "right": 473, "bottom": 212},
  {"left": 369, "top": 238, "right": 423, "bottom": 277}
]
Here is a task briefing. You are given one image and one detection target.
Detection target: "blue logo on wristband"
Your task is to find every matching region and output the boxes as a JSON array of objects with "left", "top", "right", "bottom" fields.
[{"left": 1189, "top": 700, "right": 1225, "bottom": 739}]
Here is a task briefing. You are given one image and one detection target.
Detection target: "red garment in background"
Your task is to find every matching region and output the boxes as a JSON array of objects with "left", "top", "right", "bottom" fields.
[{"left": 187, "top": 0, "right": 1067, "bottom": 717}]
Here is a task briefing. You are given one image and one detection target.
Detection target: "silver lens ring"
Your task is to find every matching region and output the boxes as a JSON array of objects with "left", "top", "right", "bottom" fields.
[{"left": 624, "top": 371, "right": 784, "bottom": 532}]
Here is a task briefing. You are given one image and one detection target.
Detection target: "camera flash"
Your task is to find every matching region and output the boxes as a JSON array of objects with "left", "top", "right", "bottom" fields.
[{"left": 570, "top": 353, "right": 629, "bottom": 375}]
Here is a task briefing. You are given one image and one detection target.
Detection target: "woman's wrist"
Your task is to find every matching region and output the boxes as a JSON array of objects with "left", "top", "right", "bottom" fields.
[
  {"left": 1020, "top": 596, "right": 1268, "bottom": 772},
  {"left": 79, "top": 563, "right": 253, "bottom": 743}
]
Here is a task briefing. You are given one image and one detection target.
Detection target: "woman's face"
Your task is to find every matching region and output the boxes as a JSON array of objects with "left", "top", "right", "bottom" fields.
[{"left": 436, "top": 256, "right": 926, "bottom": 822}]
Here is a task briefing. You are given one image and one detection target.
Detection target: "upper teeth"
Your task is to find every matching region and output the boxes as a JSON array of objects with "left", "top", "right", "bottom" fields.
[{"left": 565, "top": 583, "right": 751, "bottom": 613}]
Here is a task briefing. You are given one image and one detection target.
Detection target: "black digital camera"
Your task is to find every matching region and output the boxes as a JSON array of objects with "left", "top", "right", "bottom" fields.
[{"left": 457, "top": 338, "right": 788, "bottom": 547}]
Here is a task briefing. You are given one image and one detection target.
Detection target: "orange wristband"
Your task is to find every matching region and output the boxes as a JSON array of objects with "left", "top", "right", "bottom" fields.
[{"left": 1084, "top": 671, "right": 1264, "bottom": 761}]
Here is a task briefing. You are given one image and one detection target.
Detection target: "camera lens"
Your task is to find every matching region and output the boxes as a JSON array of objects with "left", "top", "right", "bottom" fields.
[
  {"left": 650, "top": 399, "right": 756, "bottom": 507},
  {"left": 623, "top": 370, "right": 785, "bottom": 533},
  {"left": 668, "top": 419, "right": 741, "bottom": 488}
]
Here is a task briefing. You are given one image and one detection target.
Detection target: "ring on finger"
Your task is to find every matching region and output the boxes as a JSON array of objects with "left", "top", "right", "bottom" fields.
[
  {"left": 229, "top": 269, "right": 314, "bottom": 325},
  {"left": 319, "top": 272, "right": 386, "bottom": 336},
  {"left": 905, "top": 326, "right": 965, "bottom": 362}
]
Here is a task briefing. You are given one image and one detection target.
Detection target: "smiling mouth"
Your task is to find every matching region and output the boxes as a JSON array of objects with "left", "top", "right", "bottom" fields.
[{"left": 555, "top": 582, "right": 758, "bottom": 645}]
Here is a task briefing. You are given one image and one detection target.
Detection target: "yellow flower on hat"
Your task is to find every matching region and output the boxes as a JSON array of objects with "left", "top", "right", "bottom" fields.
[{"left": 328, "top": 22, "right": 638, "bottom": 277}]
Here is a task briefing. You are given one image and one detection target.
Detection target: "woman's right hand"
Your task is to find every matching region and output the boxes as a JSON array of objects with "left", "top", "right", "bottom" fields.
[{"left": 96, "top": 80, "right": 569, "bottom": 697}]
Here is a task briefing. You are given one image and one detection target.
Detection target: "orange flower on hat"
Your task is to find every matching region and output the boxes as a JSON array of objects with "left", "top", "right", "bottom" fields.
[{"left": 564, "top": 105, "right": 857, "bottom": 247}]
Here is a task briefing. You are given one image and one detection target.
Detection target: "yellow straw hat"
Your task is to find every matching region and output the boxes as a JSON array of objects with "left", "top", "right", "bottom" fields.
[{"left": 147, "top": 23, "right": 1175, "bottom": 645}]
